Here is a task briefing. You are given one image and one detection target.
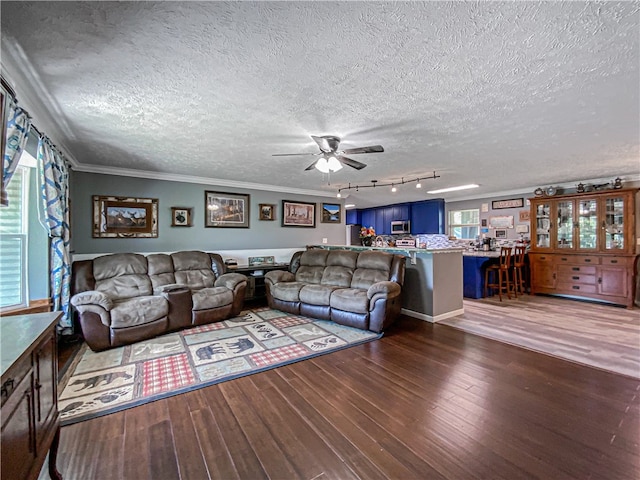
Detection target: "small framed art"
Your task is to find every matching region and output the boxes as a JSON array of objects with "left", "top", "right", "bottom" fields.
[
  {"left": 321, "top": 202, "right": 341, "bottom": 223},
  {"left": 171, "top": 207, "right": 192, "bottom": 227},
  {"left": 259, "top": 203, "right": 275, "bottom": 221}
]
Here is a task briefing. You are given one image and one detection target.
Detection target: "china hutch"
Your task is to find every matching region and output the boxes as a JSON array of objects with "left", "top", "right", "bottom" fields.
[{"left": 529, "top": 188, "right": 637, "bottom": 308}]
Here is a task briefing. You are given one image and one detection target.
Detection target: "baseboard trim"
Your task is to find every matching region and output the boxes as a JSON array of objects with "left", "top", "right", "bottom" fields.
[{"left": 401, "top": 307, "right": 464, "bottom": 323}]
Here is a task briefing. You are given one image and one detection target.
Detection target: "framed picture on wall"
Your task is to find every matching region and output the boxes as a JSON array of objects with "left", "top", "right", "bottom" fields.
[
  {"left": 282, "top": 200, "right": 316, "bottom": 227},
  {"left": 495, "top": 229, "right": 507, "bottom": 239},
  {"left": 92, "top": 195, "right": 158, "bottom": 238},
  {"left": 259, "top": 203, "right": 275, "bottom": 221},
  {"left": 321, "top": 203, "right": 341, "bottom": 223},
  {"left": 205, "top": 191, "right": 250, "bottom": 228},
  {"left": 171, "top": 207, "right": 192, "bottom": 227}
]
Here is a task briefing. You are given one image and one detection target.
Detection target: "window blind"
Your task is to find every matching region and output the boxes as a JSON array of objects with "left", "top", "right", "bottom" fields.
[{"left": 0, "top": 166, "right": 28, "bottom": 308}]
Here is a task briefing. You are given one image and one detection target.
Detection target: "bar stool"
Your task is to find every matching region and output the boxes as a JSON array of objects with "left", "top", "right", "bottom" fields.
[
  {"left": 512, "top": 245, "right": 527, "bottom": 297},
  {"left": 484, "top": 246, "right": 513, "bottom": 301}
]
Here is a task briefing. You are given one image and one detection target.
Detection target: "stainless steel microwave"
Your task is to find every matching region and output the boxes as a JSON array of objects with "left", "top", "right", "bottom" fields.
[{"left": 391, "top": 220, "right": 410, "bottom": 234}]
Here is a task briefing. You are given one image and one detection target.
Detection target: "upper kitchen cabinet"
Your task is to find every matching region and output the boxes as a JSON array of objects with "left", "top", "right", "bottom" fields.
[
  {"left": 410, "top": 199, "right": 445, "bottom": 234},
  {"left": 345, "top": 208, "right": 360, "bottom": 225}
]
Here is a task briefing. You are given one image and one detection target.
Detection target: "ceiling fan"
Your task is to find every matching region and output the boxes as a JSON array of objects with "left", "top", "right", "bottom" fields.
[{"left": 272, "top": 135, "right": 384, "bottom": 173}]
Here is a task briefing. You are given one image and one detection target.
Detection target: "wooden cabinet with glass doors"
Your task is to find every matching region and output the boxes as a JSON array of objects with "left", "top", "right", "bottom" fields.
[{"left": 529, "top": 188, "right": 637, "bottom": 308}]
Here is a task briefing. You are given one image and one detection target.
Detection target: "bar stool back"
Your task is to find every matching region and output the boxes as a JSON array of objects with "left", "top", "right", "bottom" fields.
[
  {"left": 512, "top": 245, "right": 527, "bottom": 296},
  {"left": 484, "top": 246, "right": 513, "bottom": 301}
]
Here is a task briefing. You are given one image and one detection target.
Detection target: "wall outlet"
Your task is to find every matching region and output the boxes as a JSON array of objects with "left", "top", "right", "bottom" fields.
[{"left": 322, "top": 238, "right": 328, "bottom": 244}]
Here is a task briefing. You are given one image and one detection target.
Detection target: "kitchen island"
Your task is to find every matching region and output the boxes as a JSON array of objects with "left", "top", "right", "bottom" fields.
[
  {"left": 462, "top": 250, "right": 501, "bottom": 299},
  {"left": 308, "top": 244, "right": 464, "bottom": 322}
]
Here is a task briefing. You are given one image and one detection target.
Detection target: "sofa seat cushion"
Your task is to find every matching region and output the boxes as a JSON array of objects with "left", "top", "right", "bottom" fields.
[
  {"left": 299, "top": 284, "right": 340, "bottom": 306},
  {"left": 110, "top": 296, "right": 168, "bottom": 329},
  {"left": 270, "top": 281, "right": 307, "bottom": 302},
  {"left": 192, "top": 287, "right": 233, "bottom": 311},
  {"left": 330, "top": 288, "right": 369, "bottom": 314}
]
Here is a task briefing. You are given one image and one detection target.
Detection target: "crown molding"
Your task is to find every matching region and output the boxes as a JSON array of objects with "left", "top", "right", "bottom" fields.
[
  {"left": 448, "top": 173, "right": 640, "bottom": 203},
  {"left": 74, "top": 162, "right": 337, "bottom": 198}
]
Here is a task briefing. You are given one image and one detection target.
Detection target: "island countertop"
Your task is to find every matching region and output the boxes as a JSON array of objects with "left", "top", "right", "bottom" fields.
[{"left": 308, "top": 244, "right": 465, "bottom": 256}]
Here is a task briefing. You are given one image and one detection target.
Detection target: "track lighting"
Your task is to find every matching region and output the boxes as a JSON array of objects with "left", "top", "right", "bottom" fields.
[{"left": 336, "top": 171, "right": 440, "bottom": 196}]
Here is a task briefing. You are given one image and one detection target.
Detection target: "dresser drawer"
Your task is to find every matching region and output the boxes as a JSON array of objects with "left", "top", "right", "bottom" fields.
[
  {"left": 555, "top": 255, "right": 600, "bottom": 265},
  {"left": 601, "top": 256, "right": 633, "bottom": 267},
  {"left": 557, "top": 283, "right": 598, "bottom": 294},
  {"left": 557, "top": 264, "right": 597, "bottom": 276},
  {"left": 556, "top": 271, "right": 597, "bottom": 285},
  {"left": 1, "top": 355, "right": 33, "bottom": 407}
]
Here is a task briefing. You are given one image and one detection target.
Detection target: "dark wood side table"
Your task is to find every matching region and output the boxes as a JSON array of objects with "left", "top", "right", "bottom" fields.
[
  {"left": 1, "top": 312, "right": 62, "bottom": 480},
  {"left": 230, "top": 263, "right": 289, "bottom": 301}
]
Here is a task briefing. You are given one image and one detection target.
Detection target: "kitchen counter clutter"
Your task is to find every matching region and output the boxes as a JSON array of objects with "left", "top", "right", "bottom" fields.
[{"left": 310, "top": 244, "right": 463, "bottom": 322}]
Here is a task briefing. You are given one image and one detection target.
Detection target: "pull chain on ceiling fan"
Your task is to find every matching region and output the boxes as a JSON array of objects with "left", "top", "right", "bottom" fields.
[{"left": 272, "top": 135, "right": 384, "bottom": 172}]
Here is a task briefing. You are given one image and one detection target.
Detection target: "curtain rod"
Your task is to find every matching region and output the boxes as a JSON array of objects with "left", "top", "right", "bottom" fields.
[{"left": 1, "top": 74, "right": 65, "bottom": 159}]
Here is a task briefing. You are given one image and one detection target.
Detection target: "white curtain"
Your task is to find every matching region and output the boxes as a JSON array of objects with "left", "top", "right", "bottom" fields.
[
  {"left": 37, "top": 137, "right": 72, "bottom": 330},
  {"left": 2, "top": 102, "right": 31, "bottom": 206}
]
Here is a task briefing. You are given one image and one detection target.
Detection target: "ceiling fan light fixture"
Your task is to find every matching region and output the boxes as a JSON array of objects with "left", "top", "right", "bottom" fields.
[
  {"left": 327, "top": 156, "right": 343, "bottom": 172},
  {"left": 315, "top": 157, "right": 330, "bottom": 173}
]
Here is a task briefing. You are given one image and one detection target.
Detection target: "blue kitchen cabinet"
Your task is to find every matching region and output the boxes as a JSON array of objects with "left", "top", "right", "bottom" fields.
[
  {"left": 410, "top": 199, "right": 445, "bottom": 234},
  {"left": 361, "top": 209, "right": 376, "bottom": 232},
  {"left": 392, "top": 204, "right": 410, "bottom": 221},
  {"left": 345, "top": 209, "right": 360, "bottom": 225}
]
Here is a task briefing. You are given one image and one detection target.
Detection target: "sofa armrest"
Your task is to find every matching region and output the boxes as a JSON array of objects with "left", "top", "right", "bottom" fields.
[
  {"left": 153, "top": 283, "right": 188, "bottom": 295},
  {"left": 265, "top": 270, "right": 295, "bottom": 286},
  {"left": 367, "top": 281, "right": 401, "bottom": 300},
  {"left": 71, "top": 290, "right": 113, "bottom": 311},
  {"left": 215, "top": 272, "right": 248, "bottom": 291}
]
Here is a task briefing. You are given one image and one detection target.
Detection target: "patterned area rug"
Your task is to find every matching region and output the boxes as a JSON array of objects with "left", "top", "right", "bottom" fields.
[{"left": 59, "top": 308, "right": 381, "bottom": 425}]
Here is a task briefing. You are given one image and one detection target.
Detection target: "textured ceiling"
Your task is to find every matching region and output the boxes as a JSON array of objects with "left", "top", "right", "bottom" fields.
[{"left": 1, "top": 1, "right": 639, "bottom": 208}]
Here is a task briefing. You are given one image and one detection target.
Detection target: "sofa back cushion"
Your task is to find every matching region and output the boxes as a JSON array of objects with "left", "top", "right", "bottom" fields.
[
  {"left": 321, "top": 250, "right": 358, "bottom": 287},
  {"left": 171, "top": 251, "right": 216, "bottom": 289},
  {"left": 351, "top": 251, "right": 394, "bottom": 289},
  {"left": 147, "top": 254, "right": 176, "bottom": 288},
  {"left": 93, "top": 253, "right": 152, "bottom": 300},
  {"left": 295, "top": 249, "right": 329, "bottom": 285}
]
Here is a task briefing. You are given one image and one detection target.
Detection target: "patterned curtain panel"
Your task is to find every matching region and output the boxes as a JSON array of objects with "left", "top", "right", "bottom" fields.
[
  {"left": 37, "top": 137, "right": 72, "bottom": 331},
  {"left": 2, "top": 102, "right": 31, "bottom": 206}
]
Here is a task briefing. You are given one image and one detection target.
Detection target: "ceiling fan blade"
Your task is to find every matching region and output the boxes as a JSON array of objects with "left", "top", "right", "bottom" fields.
[
  {"left": 272, "top": 152, "right": 319, "bottom": 156},
  {"left": 311, "top": 135, "right": 334, "bottom": 153},
  {"left": 341, "top": 145, "right": 384, "bottom": 155},
  {"left": 338, "top": 156, "right": 367, "bottom": 170},
  {"left": 304, "top": 160, "right": 318, "bottom": 171}
]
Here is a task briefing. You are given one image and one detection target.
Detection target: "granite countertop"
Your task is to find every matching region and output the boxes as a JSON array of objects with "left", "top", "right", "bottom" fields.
[
  {"left": 462, "top": 250, "right": 502, "bottom": 258},
  {"left": 309, "top": 245, "right": 465, "bottom": 255}
]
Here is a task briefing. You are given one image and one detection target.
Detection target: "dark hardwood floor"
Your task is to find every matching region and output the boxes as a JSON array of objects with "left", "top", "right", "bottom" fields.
[{"left": 56, "top": 307, "right": 640, "bottom": 479}]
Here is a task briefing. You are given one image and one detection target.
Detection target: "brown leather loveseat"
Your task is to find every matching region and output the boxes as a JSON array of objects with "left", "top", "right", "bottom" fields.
[
  {"left": 71, "top": 250, "right": 246, "bottom": 351},
  {"left": 265, "top": 249, "right": 405, "bottom": 333}
]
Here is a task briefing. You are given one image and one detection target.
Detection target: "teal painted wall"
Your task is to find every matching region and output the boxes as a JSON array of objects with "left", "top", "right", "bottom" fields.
[{"left": 71, "top": 172, "right": 345, "bottom": 254}]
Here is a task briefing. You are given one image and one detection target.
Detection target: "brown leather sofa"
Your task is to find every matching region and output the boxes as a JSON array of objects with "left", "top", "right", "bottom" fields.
[
  {"left": 265, "top": 249, "right": 405, "bottom": 333},
  {"left": 70, "top": 251, "right": 246, "bottom": 351}
]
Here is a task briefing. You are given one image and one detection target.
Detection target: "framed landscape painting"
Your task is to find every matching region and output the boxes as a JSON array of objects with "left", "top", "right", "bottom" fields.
[
  {"left": 93, "top": 195, "right": 158, "bottom": 238},
  {"left": 282, "top": 200, "right": 315, "bottom": 227},
  {"left": 321, "top": 203, "right": 341, "bottom": 223},
  {"left": 205, "top": 191, "right": 250, "bottom": 228}
]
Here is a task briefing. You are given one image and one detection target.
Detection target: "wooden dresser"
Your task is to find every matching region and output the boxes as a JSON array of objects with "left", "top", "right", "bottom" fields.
[
  {"left": 529, "top": 188, "right": 638, "bottom": 308},
  {"left": 1, "top": 312, "right": 62, "bottom": 480}
]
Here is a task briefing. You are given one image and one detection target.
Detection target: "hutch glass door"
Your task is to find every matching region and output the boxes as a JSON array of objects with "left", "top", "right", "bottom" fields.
[
  {"left": 603, "top": 195, "right": 626, "bottom": 251},
  {"left": 556, "top": 200, "right": 574, "bottom": 249},
  {"left": 578, "top": 198, "right": 598, "bottom": 249},
  {"left": 534, "top": 201, "right": 552, "bottom": 248}
]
